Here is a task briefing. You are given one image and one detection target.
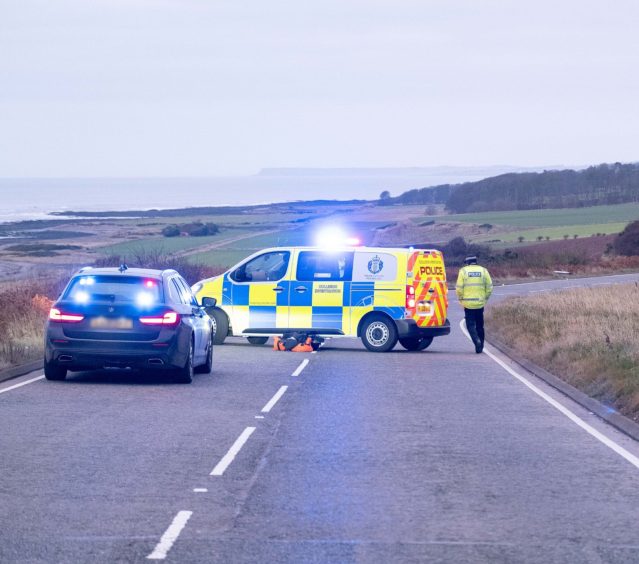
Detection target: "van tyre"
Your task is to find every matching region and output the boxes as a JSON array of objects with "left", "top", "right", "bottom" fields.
[
  {"left": 247, "top": 336, "right": 269, "bottom": 346},
  {"left": 361, "top": 315, "right": 398, "bottom": 352},
  {"left": 195, "top": 336, "right": 213, "bottom": 374},
  {"left": 44, "top": 360, "right": 67, "bottom": 381},
  {"left": 175, "top": 341, "right": 194, "bottom": 384},
  {"left": 207, "top": 308, "right": 229, "bottom": 345},
  {"left": 399, "top": 336, "right": 434, "bottom": 351}
]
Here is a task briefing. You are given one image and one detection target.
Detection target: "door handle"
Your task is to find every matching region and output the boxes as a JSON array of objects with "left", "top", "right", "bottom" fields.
[
  {"left": 294, "top": 286, "right": 308, "bottom": 293},
  {"left": 273, "top": 286, "right": 285, "bottom": 293}
]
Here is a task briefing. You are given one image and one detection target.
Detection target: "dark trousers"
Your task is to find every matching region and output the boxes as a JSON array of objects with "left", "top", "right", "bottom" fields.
[{"left": 464, "top": 307, "right": 485, "bottom": 345}]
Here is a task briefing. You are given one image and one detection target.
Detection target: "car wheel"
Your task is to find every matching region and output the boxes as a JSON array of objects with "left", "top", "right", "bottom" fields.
[
  {"left": 247, "top": 336, "right": 269, "bottom": 346},
  {"left": 195, "top": 336, "right": 213, "bottom": 374},
  {"left": 44, "top": 359, "right": 67, "bottom": 381},
  {"left": 361, "top": 315, "right": 398, "bottom": 352},
  {"left": 207, "top": 308, "right": 229, "bottom": 345},
  {"left": 175, "top": 341, "right": 194, "bottom": 384},
  {"left": 399, "top": 336, "right": 434, "bottom": 351}
]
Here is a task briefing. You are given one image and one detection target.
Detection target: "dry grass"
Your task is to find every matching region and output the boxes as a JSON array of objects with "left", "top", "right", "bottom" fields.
[
  {"left": 0, "top": 281, "right": 60, "bottom": 369},
  {"left": 486, "top": 283, "right": 639, "bottom": 420}
]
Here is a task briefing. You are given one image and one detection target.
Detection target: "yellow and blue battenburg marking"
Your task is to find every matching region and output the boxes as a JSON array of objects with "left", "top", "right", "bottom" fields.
[{"left": 197, "top": 248, "right": 448, "bottom": 336}]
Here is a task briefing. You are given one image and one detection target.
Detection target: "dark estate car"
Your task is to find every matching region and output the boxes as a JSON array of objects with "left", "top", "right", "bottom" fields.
[{"left": 44, "top": 266, "right": 216, "bottom": 383}]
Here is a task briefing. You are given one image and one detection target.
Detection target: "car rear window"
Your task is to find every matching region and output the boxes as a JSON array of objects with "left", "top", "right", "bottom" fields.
[{"left": 64, "top": 275, "right": 163, "bottom": 305}]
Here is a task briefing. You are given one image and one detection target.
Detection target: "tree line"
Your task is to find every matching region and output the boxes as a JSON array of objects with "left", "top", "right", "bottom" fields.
[{"left": 383, "top": 163, "right": 639, "bottom": 212}]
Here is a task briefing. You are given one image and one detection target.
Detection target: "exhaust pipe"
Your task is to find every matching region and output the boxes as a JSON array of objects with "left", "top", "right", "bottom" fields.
[
  {"left": 148, "top": 358, "right": 164, "bottom": 365},
  {"left": 58, "top": 355, "right": 73, "bottom": 362}
]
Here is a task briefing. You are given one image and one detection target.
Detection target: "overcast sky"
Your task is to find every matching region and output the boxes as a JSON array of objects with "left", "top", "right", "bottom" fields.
[{"left": 1, "top": 0, "right": 638, "bottom": 177}]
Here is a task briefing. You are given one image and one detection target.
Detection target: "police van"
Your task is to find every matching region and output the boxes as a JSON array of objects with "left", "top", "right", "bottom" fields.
[{"left": 192, "top": 246, "right": 450, "bottom": 352}]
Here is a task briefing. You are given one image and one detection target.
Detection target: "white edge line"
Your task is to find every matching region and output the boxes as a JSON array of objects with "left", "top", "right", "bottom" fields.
[
  {"left": 459, "top": 319, "right": 639, "bottom": 470},
  {"left": 210, "top": 427, "right": 256, "bottom": 476},
  {"left": 292, "top": 359, "right": 310, "bottom": 377},
  {"left": 0, "top": 375, "right": 44, "bottom": 395},
  {"left": 261, "top": 385, "right": 288, "bottom": 413},
  {"left": 147, "top": 510, "right": 193, "bottom": 560}
]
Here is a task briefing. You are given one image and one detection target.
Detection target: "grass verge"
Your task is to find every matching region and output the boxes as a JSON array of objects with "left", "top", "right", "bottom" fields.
[
  {"left": 486, "top": 283, "right": 639, "bottom": 421},
  {"left": 0, "top": 281, "right": 63, "bottom": 369}
]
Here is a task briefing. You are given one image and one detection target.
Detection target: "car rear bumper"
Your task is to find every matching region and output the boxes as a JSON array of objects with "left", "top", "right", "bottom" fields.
[
  {"left": 45, "top": 328, "right": 190, "bottom": 371},
  {"left": 395, "top": 318, "right": 451, "bottom": 338}
]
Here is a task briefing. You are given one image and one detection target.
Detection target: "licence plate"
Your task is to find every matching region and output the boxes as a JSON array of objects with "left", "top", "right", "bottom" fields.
[
  {"left": 90, "top": 317, "right": 133, "bottom": 329},
  {"left": 417, "top": 302, "right": 431, "bottom": 316}
]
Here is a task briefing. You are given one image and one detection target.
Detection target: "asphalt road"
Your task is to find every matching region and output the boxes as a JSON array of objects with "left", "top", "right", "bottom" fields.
[{"left": 2, "top": 273, "right": 639, "bottom": 563}]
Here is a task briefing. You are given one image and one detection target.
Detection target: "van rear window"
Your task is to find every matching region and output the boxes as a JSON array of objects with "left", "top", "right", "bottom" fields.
[{"left": 296, "top": 251, "right": 354, "bottom": 282}]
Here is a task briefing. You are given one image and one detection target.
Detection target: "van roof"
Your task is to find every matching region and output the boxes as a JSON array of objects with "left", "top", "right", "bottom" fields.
[{"left": 259, "top": 246, "right": 443, "bottom": 254}]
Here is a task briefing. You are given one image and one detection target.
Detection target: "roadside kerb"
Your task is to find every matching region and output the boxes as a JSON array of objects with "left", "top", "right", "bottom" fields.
[
  {"left": 0, "top": 360, "right": 43, "bottom": 385},
  {"left": 488, "top": 337, "right": 639, "bottom": 443}
]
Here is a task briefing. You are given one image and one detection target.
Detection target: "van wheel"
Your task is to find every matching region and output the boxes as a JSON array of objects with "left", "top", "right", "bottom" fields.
[
  {"left": 247, "top": 336, "right": 269, "bottom": 346},
  {"left": 399, "top": 336, "right": 434, "bottom": 351},
  {"left": 361, "top": 315, "right": 398, "bottom": 352},
  {"left": 207, "top": 308, "right": 228, "bottom": 345},
  {"left": 44, "top": 360, "right": 67, "bottom": 381}
]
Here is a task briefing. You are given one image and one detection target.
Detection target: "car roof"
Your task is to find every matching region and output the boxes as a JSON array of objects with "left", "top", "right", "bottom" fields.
[{"left": 73, "top": 267, "right": 177, "bottom": 278}]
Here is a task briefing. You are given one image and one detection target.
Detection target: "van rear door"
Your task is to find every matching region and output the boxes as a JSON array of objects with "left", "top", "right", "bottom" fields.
[{"left": 407, "top": 250, "right": 448, "bottom": 328}]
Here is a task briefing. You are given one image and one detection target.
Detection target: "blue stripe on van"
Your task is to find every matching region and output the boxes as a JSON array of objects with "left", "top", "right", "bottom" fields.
[
  {"left": 276, "top": 281, "right": 291, "bottom": 306},
  {"left": 249, "top": 306, "right": 277, "bottom": 327},
  {"left": 374, "top": 305, "right": 404, "bottom": 320},
  {"left": 232, "top": 283, "right": 250, "bottom": 306},
  {"left": 289, "top": 282, "right": 313, "bottom": 307},
  {"left": 222, "top": 274, "right": 233, "bottom": 306},
  {"left": 350, "top": 282, "right": 375, "bottom": 307},
  {"left": 312, "top": 306, "right": 343, "bottom": 330},
  {"left": 341, "top": 281, "right": 352, "bottom": 306}
]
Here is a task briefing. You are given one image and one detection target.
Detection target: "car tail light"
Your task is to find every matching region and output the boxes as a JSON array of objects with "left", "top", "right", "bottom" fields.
[
  {"left": 49, "top": 308, "right": 84, "bottom": 323},
  {"left": 406, "top": 285, "right": 416, "bottom": 312},
  {"left": 139, "top": 311, "right": 180, "bottom": 325}
]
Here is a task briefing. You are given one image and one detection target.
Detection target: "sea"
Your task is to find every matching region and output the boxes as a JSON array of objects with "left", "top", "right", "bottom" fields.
[{"left": 0, "top": 167, "right": 554, "bottom": 224}]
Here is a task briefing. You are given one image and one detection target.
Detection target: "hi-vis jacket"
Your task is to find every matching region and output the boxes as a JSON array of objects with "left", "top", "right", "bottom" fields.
[{"left": 456, "top": 265, "right": 493, "bottom": 309}]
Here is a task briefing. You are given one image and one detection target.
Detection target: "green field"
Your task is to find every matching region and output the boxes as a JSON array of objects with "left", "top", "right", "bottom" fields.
[
  {"left": 98, "top": 229, "right": 254, "bottom": 256},
  {"left": 187, "top": 228, "right": 315, "bottom": 267},
  {"left": 414, "top": 203, "right": 639, "bottom": 228},
  {"left": 476, "top": 222, "right": 628, "bottom": 245}
]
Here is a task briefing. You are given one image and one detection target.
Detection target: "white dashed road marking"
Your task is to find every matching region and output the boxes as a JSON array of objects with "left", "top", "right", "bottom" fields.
[
  {"left": 261, "top": 385, "right": 288, "bottom": 413},
  {"left": 292, "top": 359, "right": 309, "bottom": 377},
  {"left": 210, "top": 427, "right": 256, "bottom": 476},
  {"left": 460, "top": 320, "right": 639, "bottom": 471},
  {"left": 147, "top": 510, "right": 192, "bottom": 560}
]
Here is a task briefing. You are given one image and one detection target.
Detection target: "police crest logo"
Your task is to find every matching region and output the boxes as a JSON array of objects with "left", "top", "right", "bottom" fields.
[{"left": 367, "top": 255, "right": 384, "bottom": 275}]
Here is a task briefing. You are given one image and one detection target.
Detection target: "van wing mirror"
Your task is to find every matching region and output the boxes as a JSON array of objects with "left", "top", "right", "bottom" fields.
[{"left": 201, "top": 296, "right": 217, "bottom": 308}]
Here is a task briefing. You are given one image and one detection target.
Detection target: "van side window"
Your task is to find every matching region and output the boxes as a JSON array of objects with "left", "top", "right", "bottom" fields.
[
  {"left": 231, "top": 251, "right": 291, "bottom": 283},
  {"left": 296, "top": 251, "right": 354, "bottom": 282}
]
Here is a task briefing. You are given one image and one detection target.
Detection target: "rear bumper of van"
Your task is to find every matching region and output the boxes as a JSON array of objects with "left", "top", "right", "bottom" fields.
[{"left": 395, "top": 318, "right": 451, "bottom": 338}]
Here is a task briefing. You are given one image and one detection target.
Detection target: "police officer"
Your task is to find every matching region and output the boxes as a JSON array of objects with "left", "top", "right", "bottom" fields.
[{"left": 456, "top": 256, "right": 493, "bottom": 353}]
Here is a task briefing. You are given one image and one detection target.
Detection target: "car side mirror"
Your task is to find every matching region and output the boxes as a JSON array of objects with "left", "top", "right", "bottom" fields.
[{"left": 201, "top": 296, "right": 217, "bottom": 308}]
